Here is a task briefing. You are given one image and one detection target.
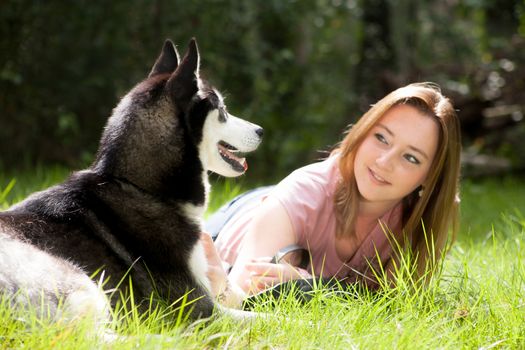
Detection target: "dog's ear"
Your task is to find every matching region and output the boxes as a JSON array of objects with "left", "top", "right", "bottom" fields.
[
  {"left": 148, "top": 39, "right": 180, "bottom": 78},
  {"left": 167, "top": 38, "right": 200, "bottom": 105}
]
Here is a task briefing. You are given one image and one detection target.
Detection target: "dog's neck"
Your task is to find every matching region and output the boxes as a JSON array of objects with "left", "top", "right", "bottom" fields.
[
  {"left": 101, "top": 167, "right": 211, "bottom": 225},
  {"left": 179, "top": 169, "right": 210, "bottom": 228}
]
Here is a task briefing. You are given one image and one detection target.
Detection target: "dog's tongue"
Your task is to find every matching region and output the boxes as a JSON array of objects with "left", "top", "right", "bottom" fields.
[{"left": 218, "top": 143, "right": 248, "bottom": 172}]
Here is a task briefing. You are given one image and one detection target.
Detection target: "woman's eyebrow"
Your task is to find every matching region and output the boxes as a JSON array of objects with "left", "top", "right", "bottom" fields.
[
  {"left": 377, "top": 124, "right": 394, "bottom": 137},
  {"left": 376, "top": 124, "right": 430, "bottom": 160}
]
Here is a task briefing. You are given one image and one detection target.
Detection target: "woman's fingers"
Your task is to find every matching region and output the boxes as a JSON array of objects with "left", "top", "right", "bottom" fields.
[
  {"left": 200, "top": 233, "right": 220, "bottom": 262},
  {"left": 249, "top": 275, "right": 281, "bottom": 291},
  {"left": 245, "top": 261, "right": 305, "bottom": 287},
  {"left": 250, "top": 256, "right": 273, "bottom": 263},
  {"left": 199, "top": 233, "right": 228, "bottom": 298},
  {"left": 245, "top": 261, "right": 279, "bottom": 274}
]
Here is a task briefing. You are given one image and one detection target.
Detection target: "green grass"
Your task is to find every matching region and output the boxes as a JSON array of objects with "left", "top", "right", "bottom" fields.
[
  {"left": 0, "top": 165, "right": 72, "bottom": 209},
  {"left": 460, "top": 176, "right": 525, "bottom": 242},
  {"left": 1, "top": 169, "right": 525, "bottom": 349}
]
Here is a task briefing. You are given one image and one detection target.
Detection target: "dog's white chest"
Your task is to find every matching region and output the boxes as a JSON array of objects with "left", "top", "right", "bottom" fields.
[{"left": 188, "top": 242, "right": 211, "bottom": 294}]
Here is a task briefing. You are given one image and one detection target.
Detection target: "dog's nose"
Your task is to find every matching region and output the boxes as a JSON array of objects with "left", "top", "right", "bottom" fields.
[{"left": 255, "top": 127, "right": 264, "bottom": 138}]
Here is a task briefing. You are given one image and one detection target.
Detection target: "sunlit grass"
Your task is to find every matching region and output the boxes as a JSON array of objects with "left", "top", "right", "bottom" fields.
[
  {"left": 1, "top": 168, "right": 525, "bottom": 348},
  {"left": 0, "top": 165, "right": 71, "bottom": 209},
  {"left": 460, "top": 176, "right": 525, "bottom": 242}
]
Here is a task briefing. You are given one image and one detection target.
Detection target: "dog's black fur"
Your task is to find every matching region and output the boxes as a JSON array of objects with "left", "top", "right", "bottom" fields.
[{"left": 0, "top": 39, "right": 262, "bottom": 320}]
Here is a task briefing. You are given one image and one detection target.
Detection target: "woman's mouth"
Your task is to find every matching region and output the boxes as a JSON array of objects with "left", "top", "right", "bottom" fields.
[{"left": 368, "top": 167, "right": 391, "bottom": 185}]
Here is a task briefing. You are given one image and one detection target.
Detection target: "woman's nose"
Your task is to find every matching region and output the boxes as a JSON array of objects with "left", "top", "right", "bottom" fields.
[{"left": 375, "top": 151, "right": 394, "bottom": 171}]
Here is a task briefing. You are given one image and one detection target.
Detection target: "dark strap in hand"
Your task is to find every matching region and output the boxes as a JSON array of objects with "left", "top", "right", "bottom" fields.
[{"left": 270, "top": 244, "right": 309, "bottom": 269}]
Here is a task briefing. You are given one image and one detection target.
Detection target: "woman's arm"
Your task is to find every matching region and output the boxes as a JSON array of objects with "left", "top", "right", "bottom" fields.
[
  {"left": 228, "top": 195, "right": 309, "bottom": 295},
  {"left": 200, "top": 233, "right": 246, "bottom": 308}
]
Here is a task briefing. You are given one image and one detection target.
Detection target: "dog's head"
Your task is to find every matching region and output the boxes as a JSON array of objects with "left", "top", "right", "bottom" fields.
[
  {"left": 93, "top": 39, "right": 263, "bottom": 196},
  {"left": 154, "top": 39, "right": 263, "bottom": 178}
]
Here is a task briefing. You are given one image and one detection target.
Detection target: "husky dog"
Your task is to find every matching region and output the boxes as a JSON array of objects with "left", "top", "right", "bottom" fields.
[{"left": 0, "top": 38, "right": 263, "bottom": 324}]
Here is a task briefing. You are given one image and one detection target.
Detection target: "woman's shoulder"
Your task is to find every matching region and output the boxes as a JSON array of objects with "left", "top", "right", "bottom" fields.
[
  {"left": 269, "top": 156, "right": 340, "bottom": 244},
  {"left": 283, "top": 154, "right": 340, "bottom": 188},
  {"left": 270, "top": 155, "right": 340, "bottom": 211}
]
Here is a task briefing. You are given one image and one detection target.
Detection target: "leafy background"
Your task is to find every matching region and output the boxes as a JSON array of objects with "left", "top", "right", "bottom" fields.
[{"left": 1, "top": 0, "right": 524, "bottom": 183}]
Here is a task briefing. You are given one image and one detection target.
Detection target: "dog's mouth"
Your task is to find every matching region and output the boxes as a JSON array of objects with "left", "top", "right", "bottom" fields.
[{"left": 218, "top": 141, "right": 248, "bottom": 173}]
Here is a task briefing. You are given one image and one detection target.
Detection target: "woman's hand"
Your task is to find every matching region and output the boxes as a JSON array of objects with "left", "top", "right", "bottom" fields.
[
  {"left": 244, "top": 257, "right": 311, "bottom": 293},
  {"left": 226, "top": 196, "right": 299, "bottom": 295},
  {"left": 200, "top": 233, "right": 228, "bottom": 299},
  {"left": 200, "top": 233, "right": 246, "bottom": 308}
]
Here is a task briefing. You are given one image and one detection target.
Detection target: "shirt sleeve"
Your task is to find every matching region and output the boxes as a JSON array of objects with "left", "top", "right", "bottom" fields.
[{"left": 268, "top": 165, "right": 328, "bottom": 245}]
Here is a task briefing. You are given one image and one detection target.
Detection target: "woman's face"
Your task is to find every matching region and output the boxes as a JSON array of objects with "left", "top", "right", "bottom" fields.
[{"left": 354, "top": 104, "right": 439, "bottom": 210}]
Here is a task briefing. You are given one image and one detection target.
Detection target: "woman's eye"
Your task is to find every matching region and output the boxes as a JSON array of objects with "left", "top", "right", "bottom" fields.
[
  {"left": 374, "top": 133, "right": 388, "bottom": 144},
  {"left": 404, "top": 154, "right": 420, "bottom": 165}
]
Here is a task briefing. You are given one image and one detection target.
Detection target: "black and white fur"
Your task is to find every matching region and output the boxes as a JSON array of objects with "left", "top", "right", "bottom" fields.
[{"left": 0, "top": 39, "right": 263, "bottom": 326}]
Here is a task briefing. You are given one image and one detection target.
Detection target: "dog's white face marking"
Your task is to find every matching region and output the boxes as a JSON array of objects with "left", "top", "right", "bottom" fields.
[{"left": 199, "top": 91, "right": 263, "bottom": 177}]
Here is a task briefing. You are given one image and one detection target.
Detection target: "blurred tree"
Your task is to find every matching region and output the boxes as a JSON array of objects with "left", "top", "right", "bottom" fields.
[
  {"left": 0, "top": 0, "right": 523, "bottom": 181},
  {"left": 355, "top": 0, "right": 393, "bottom": 107}
]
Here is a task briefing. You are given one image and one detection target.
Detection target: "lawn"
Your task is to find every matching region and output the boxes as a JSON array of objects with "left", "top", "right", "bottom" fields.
[{"left": 1, "top": 168, "right": 524, "bottom": 349}]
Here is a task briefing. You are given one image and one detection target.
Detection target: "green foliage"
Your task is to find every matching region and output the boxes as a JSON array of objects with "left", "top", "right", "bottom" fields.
[
  {"left": 460, "top": 176, "right": 525, "bottom": 242},
  {"left": 1, "top": 0, "right": 523, "bottom": 182},
  {"left": 0, "top": 165, "right": 70, "bottom": 208},
  {"left": 206, "top": 176, "right": 246, "bottom": 216}
]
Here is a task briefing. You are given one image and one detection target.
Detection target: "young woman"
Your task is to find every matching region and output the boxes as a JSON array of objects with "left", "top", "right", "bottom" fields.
[{"left": 201, "top": 82, "right": 462, "bottom": 307}]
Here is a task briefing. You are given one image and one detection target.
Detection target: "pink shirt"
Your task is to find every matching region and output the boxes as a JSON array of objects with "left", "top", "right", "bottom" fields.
[{"left": 215, "top": 155, "right": 403, "bottom": 280}]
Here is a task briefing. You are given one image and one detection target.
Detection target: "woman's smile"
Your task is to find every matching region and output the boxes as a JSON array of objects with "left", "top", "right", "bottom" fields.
[{"left": 368, "top": 167, "right": 391, "bottom": 185}]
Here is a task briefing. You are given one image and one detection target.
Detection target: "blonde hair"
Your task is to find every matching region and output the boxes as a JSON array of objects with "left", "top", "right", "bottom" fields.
[{"left": 332, "top": 82, "right": 461, "bottom": 278}]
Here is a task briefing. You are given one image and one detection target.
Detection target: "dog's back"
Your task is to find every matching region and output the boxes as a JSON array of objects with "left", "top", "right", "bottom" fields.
[
  {"left": 0, "top": 38, "right": 262, "bottom": 322},
  {"left": 0, "top": 148, "right": 215, "bottom": 319}
]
